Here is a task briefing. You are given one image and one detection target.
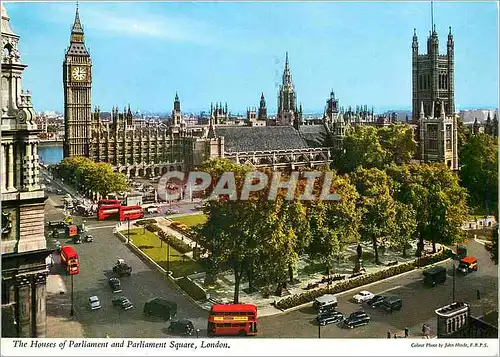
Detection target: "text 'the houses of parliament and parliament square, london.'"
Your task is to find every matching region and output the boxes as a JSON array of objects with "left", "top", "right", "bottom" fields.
[{"left": 0, "top": 0, "right": 498, "bottom": 350}]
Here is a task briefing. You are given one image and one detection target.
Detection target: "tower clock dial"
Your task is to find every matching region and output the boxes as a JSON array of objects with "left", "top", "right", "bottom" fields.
[{"left": 71, "top": 66, "right": 87, "bottom": 81}]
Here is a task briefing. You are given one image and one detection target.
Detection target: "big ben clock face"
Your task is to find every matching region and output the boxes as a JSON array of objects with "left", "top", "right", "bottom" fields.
[{"left": 71, "top": 66, "right": 87, "bottom": 81}]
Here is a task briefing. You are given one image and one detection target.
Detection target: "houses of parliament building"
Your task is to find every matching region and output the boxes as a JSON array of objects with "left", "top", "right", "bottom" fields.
[{"left": 63, "top": 5, "right": 460, "bottom": 176}]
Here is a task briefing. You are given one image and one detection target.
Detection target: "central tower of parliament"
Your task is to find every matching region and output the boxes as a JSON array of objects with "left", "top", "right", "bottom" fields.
[{"left": 63, "top": 5, "right": 459, "bottom": 175}]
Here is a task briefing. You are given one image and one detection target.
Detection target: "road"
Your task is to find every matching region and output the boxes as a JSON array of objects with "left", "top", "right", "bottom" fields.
[{"left": 259, "top": 239, "right": 498, "bottom": 338}]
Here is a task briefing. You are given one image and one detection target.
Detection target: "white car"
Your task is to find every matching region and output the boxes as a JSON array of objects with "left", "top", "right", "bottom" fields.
[
  {"left": 89, "top": 296, "right": 102, "bottom": 310},
  {"left": 353, "top": 290, "right": 374, "bottom": 303}
]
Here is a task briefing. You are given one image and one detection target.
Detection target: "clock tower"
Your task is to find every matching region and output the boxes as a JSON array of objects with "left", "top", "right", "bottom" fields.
[{"left": 63, "top": 4, "right": 92, "bottom": 158}]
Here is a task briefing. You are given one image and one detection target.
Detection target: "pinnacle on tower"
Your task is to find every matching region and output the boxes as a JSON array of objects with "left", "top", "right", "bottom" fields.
[
  {"left": 419, "top": 101, "right": 425, "bottom": 118},
  {"left": 440, "top": 100, "right": 445, "bottom": 118},
  {"left": 431, "top": 101, "right": 435, "bottom": 118},
  {"left": 72, "top": 2, "right": 84, "bottom": 35}
]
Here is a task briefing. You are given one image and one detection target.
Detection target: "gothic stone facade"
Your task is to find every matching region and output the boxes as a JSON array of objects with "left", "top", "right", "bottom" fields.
[{"left": 1, "top": 5, "right": 50, "bottom": 337}]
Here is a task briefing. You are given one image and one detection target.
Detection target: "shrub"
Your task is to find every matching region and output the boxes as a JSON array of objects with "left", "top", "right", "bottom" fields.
[
  {"left": 275, "top": 249, "right": 450, "bottom": 310},
  {"left": 136, "top": 219, "right": 157, "bottom": 226},
  {"left": 176, "top": 277, "right": 207, "bottom": 301},
  {"left": 159, "top": 233, "right": 192, "bottom": 254},
  {"left": 145, "top": 223, "right": 161, "bottom": 233}
]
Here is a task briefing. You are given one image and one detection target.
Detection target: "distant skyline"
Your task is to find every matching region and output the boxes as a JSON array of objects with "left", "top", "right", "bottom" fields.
[{"left": 5, "top": 1, "right": 499, "bottom": 114}]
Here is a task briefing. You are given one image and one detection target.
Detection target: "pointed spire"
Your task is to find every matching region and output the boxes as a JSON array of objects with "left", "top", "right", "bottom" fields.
[
  {"left": 282, "top": 51, "right": 292, "bottom": 86},
  {"left": 419, "top": 101, "right": 425, "bottom": 119},
  {"left": 72, "top": 2, "right": 84, "bottom": 35},
  {"left": 440, "top": 100, "right": 445, "bottom": 117},
  {"left": 431, "top": 101, "right": 435, "bottom": 118},
  {"left": 175, "top": 91, "right": 179, "bottom": 101}
]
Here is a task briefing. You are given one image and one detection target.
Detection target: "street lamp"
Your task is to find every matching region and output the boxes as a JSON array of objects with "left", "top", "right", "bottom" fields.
[
  {"left": 452, "top": 260, "right": 456, "bottom": 303},
  {"left": 196, "top": 328, "right": 200, "bottom": 338},
  {"left": 166, "top": 243, "right": 170, "bottom": 273},
  {"left": 70, "top": 274, "right": 75, "bottom": 317},
  {"left": 126, "top": 218, "right": 130, "bottom": 244},
  {"left": 318, "top": 322, "right": 321, "bottom": 338}
]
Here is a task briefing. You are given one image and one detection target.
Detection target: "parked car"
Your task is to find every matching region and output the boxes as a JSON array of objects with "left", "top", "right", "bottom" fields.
[
  {"left": 166, "top": 208, "right": 180, "bottom": 215},
  {"left": 47, "top": 220, "right": 66, "bottom": 229},
  {"left": 367, "top": 295, "right": 386, "bottom": 308},
  {"left": 83, "top": 235, "right": 94, "bottom": 243},
  {"left": 168, "top": 319, "right": 195, "bottom": 336},
  {"left": 353, "top": 290, "right": 374, "bottom": 303},
  {"left": 346, "top": 310, "right": 368, "bottom": 320},
  {"left": 344, "top": 312, "right": 370, "bottom": 329},
  {"left": 112, "top": 296, "right": 133, "bottom": 310},
  {"left": 88, "top": 296, "right": 101, "bottom": 310},
  {"left": 423, "top": 266, "right": 447, "bottom": 286},
  {"left": 108, "top": 278, "right": 122, "bottom": 293},
  {"left": 317, "top": 311, "right": 344, "bottom": 326},
  {"left": 72, "top": 235, "right": 82, "bottom": 244}
]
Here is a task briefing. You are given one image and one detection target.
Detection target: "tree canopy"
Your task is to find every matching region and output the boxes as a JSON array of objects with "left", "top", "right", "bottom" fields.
[
  {"left": 459, "top": 133, "right": 498, "bottom": 216},
  {"left": 56, "top": 156, "right": 129, "bottom": 197}
]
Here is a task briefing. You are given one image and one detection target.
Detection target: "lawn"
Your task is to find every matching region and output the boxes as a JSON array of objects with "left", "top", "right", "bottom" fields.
[
  {"left": 126, "top": 228, "right": 204, "bottom": 278},
  {"left": 172, "top": 213, "right": 207, "bottom": 227}
]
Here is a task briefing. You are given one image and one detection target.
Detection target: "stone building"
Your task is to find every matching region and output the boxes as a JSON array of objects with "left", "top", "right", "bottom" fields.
[{"left": 1, "top": 5, "right": 50, "bottom": 337}]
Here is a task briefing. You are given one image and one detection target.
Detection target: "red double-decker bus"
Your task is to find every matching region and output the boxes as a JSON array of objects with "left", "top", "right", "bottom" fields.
[
  {"left": 97, "top": 204, "right": 121, "bottom": 221},
  {"left": 98, "top": 199, "right": 121, "bottom": 207},
  {"left": 207, "top": 304, "right": 258, "bottom": 337},
  {"left": 60, "top": 246, "right": 79, "bottom": 275},
  {"left": 119, "top": 205, "right": 144, "bottom": 221}
]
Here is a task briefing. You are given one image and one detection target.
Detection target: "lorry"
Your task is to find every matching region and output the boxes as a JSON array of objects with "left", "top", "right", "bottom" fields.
[
  {"left": 125, "top": 194, "right": 143, "bottom": 207},
  {"left": 113, "top": 259, "right": 132, "bottom": 276}
]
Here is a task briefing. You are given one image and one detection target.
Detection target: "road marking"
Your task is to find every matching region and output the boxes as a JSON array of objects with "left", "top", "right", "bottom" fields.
[
  {"left": 375, "top": 285, "right": 402, "bottom": 295},
  {"left": 87, "top": 225, "right": 117, "bottom": 230}
]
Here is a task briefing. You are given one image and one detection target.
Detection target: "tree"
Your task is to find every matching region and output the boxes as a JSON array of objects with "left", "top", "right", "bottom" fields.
[
  {"left": 459, "top": 133, "right": 498, "bottom": 216},
  {"left": 387, "top": 163, "right": 469, "bottom": 255},
  {"left": 378, "top": 124, "right": 416, "bottom": 165},
  {"left": 350, "top": 168, "right": 395, "bottom": 265},
  {"left": 334, "top": 126, "right": 386, "bottom": 173},
  {"left": 490, "top": 223, "right": 498, "bottom": 265},
  {"left": 390, "top": 202, "right": 417, "bottom": 257}
]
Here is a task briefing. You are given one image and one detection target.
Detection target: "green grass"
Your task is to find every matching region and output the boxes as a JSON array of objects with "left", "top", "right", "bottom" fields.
[
  {"left": 172, "top": 214, "right": 207, "bottom": 227},
  {"left": 127, "top": 228, "right": 203, "bottom": 278}
]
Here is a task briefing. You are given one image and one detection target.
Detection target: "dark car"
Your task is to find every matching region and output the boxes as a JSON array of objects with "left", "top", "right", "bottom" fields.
[
  {"left": 382, "top": 296, "right": 403, "bottom": 312},
  {"left": 168, "top": 319, "right": 195, "bottom": 336},
  {"left": 72, "top": 235, "right": 82, "bottom": 244},
  {"left": 367, "top": 295, "right": 386, "bottom": 308},
  {"left": 317, "top": 311, "right": 344, "bottom": 326},
  {"left": 112, "top": 296, "right": 133, "bottom": 310},
  {"left": 108, "top": 278, "right": 122, "bottom": 293},
  {"left": 347, "top": 310, "right": 368, "bottom": 319},
  {"left": 344, "top": 314, "right": 371, "bottom": 329},
  {"left": 47, "top": 220, "right": 66, "bottom": 229}
]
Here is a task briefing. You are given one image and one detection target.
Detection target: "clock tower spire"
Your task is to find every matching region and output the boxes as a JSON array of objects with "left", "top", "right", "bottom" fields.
[{"left": 63, "top": 2, "right": 92, "bottom": 158}]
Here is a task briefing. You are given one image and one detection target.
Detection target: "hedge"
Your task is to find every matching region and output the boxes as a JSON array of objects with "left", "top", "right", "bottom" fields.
[
  {"left": 176, "top": 277, "right": 207, "bottom": 301},
  {"left": 275, "top": 249, "right": 450, "bottom": 310},
  {"left": 159, "top": 231, "right": 193, "bottom": 254},
  {"left": 145, "top": 223, "right": 162, "bottom": 233}
]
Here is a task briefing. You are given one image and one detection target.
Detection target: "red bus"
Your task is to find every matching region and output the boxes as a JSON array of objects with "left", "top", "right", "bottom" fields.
[
  {"left": 207, "top": 304, "right": 258, "bottom": 337},
  {"left": 98, "top": 199, "right": 121, "bottom": 207},
  {"left": 119, "top": 205, "right": 144, "bottom": 221},
  {"left": 60, "top": 246, "right": 79, "bottom": 275},
  {"left": 97, "top": 204, "right": 121, "bottom": 221}
]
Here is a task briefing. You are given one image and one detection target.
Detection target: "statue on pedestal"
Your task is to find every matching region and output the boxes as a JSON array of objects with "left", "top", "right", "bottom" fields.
[{"left": 353, "top": 243, "right": 365, "bottom": 274}]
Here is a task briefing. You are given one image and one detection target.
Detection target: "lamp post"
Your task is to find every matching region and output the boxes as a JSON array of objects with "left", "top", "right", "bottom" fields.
[
  {"left": 318, "top": 322, "right": 321, "bottom": 338},
  {"left": 196, "top": 328, "right": 200, "bottom": 338},
  {"left": 452, "top": 261, "right": 456, "bottom": 303},
  {"left": 166, "top": 243, "right": 170, "bottom": 273},
  {"left": 70, "top": 274, "right": 75, "bottom": 316},
  {"left": 127, "top": 218, "right": 130, "bottom": 244}
]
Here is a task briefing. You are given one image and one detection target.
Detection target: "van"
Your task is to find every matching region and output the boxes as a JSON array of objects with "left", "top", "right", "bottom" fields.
[
  {"left": 381, "top": 296, "right": 402, "bottom": 312},
  {"left": 143, "top": 298, "right": 178, "bottom": 320},
  {"left": 423, "top": 266, "right": 447, "bottom": 286},
  {"left": 313, "top": 294, "right": 338, "bottom": 313}
]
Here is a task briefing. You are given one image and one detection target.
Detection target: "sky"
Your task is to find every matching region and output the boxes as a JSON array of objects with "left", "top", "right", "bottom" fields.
[{"left": 4, "top": 1, "right": 499, "bottom": 114}]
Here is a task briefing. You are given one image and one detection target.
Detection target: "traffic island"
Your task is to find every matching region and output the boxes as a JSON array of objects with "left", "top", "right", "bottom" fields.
[{"left": 124, "top": 228, "right": 204, "bottom": 278}]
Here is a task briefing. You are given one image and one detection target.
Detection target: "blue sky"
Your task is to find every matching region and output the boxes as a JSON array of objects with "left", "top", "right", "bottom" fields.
[{"left": 4, "top": 1, "right": 499, "bottom": 114}]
